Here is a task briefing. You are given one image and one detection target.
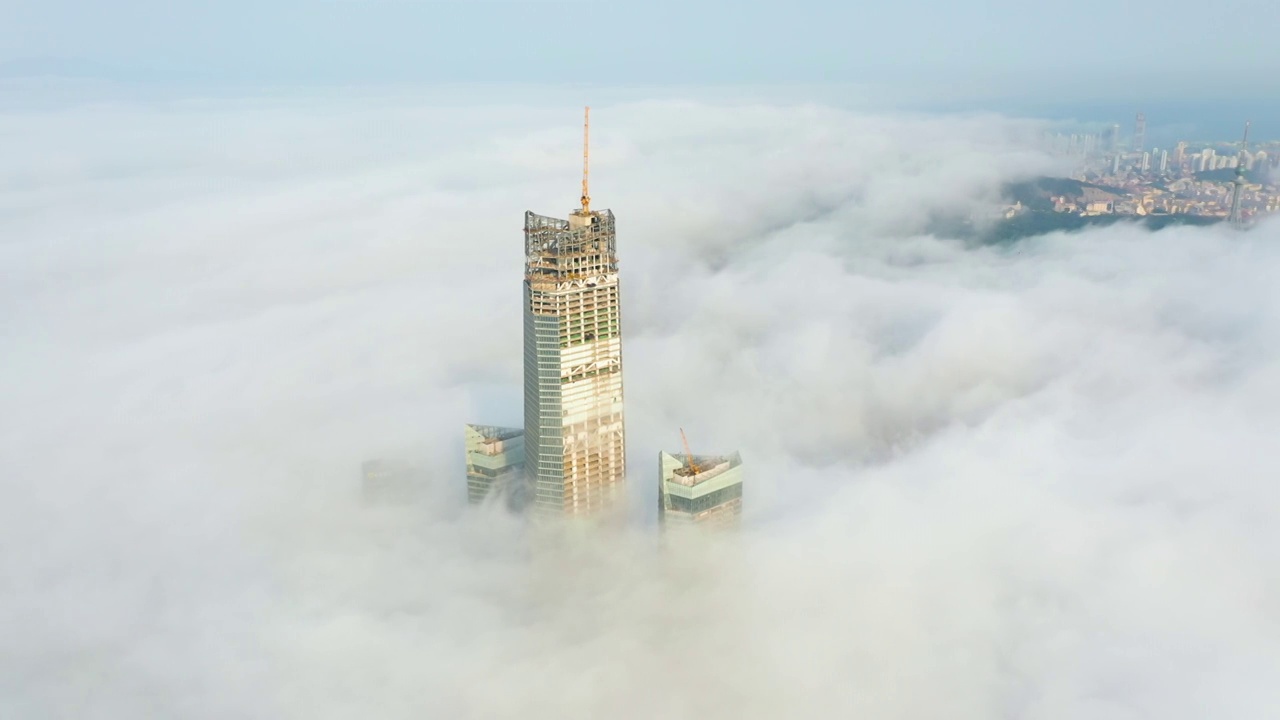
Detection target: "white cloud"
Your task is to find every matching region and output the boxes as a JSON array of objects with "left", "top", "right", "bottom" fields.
[{"left": 1, "top": 92, "right": 1278, "bottom": 719}]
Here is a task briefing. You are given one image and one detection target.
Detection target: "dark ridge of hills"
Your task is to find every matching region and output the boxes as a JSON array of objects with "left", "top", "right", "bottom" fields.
[
  {"left": 981, "top": 212, "right": 1219, "bottom": 244},
  {"left": 925, "top": 209, "right": 1221, "bottom": 246},
  {"left": 1002, "top": 177, "right": 1128, "bottom": 211}
]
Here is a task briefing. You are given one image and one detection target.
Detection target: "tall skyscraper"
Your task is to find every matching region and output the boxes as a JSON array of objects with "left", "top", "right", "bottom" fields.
[
  {"left": 523, "top": 108, "right": 627, "bottom": 517},
  {"left": 1133, "top": 112, "right": 1146, "bottom": 154},
  {"left": 658, "top": 449, "right": 744, "bottom": 528},
  {"left": 464, "top": 425, "right": 525, "bottom": 505}
]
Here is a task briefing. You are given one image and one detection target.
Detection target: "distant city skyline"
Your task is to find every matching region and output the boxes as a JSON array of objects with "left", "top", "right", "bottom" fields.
[{"left": 976, "top": 100, "right": 1280, "bottom": 146}]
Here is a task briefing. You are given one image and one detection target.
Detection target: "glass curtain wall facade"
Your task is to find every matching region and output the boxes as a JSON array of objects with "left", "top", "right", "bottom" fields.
[{"left": 464, "top": 425, "right": 525, "bottom": 504}]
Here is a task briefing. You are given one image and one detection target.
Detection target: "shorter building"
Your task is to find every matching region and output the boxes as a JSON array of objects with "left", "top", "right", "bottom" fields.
[
  {"left": 361, "top": 459, "right": 425, "bottom": 505},
  {"left": 658, "top": 450, "right": 743, "bottom": 528},
  {"left": 465, "top": 424, "right": 525, "bottom": 506}
]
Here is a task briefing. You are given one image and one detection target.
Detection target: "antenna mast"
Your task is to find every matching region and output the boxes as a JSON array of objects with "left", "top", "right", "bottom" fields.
[
  {"left": 580, "top": 106, "right": 591, "bottom": 214},
  {"left": 1229, "top": 120, "right": 1251, "bottom": 228}
]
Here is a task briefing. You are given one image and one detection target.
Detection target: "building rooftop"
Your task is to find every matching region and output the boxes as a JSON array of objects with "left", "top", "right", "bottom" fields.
[
  {"left": 665, "top": 452, "right": 743, "bottom": 487},
  {"left": 465, "top": 424, "right": 524, "bottom": 457},
  {"left": 466, "top": 424, "right": 523, "bottom": 442}
]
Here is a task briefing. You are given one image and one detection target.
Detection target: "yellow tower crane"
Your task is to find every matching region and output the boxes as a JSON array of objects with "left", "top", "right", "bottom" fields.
[
  {"left": 580, "top": 106, "right": 591, "bottom": 214},
  {"left": 679, "top": 428, "right": 702, "bottom": 476}
]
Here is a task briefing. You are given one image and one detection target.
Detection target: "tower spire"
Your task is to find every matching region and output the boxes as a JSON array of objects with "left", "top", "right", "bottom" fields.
[
  {"left": 580, "top": 106, "right": 591, "bottom": 214},
  {"left": 1229, "top": 120, "right": 1250, "bottom": 228}
]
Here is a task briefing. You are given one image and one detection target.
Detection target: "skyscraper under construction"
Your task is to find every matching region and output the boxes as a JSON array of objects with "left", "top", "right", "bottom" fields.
[{"left": 523, "top": 108, "right": 627, "bottom": 517}]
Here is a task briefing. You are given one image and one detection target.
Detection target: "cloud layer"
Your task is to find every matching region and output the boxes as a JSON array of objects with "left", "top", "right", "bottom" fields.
[{"left": 1, "top": 94, "right": 1278, "bottom": 720}]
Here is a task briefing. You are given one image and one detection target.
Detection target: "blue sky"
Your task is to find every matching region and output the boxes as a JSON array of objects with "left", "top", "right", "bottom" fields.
[
  {"left": 4, "top": 0, "right": 1280, "bottom": 135},
  {"left": 5, "top": 0, "right": 1278, "bottom": 92}
]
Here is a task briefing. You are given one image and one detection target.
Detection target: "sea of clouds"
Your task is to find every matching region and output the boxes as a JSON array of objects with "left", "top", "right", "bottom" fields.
[{"left": 1, "top": 91, "right": 1278, "bottom": 719}]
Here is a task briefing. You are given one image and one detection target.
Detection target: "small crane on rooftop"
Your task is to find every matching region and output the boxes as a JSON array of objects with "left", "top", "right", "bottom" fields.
[
  {"left": 679, "top": 428, "right": 701, "bottom": 476},
  {"left": 580, "top": 106, "right": 591, "bottom": 215}
]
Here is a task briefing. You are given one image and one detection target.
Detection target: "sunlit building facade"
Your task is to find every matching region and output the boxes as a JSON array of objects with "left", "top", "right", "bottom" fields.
[{"left": 523, "top": 207, "right": 627, "bottom": 517}]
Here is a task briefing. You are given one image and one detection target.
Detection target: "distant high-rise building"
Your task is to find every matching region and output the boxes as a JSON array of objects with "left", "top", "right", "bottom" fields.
[
  {"left": 362, "top": 459, "right": 424, "bottom": 504},
  {"left": 1141, "top": 152, "right": 1151, "bottom": 173},
  {"left": 1133, "top": 112, "right": 1147, "bottom": 153},
  {"left": 1174, "top": 141, "right": 1188, "bottom": 166},
  {"left": 1109, "top": 124, "right": 1122, "bottom": 153},
  {"left": 465, "top": 425, "right": 525, "bottom": 505},
  {"left": 1200, "top": 148, "right": 1215, "bottom": 172},
  {"left": 1111, "top": 153, "right": 1122, "bottom": 174},
  {"left": 523, "top": 108, "right": 627, "bottom": 518},
  {"left": 1158, "top": 149, "right": 1169, "bottom": 174},
  {"left": 658, "top": 450, "right": 744, "bottom": 529}
]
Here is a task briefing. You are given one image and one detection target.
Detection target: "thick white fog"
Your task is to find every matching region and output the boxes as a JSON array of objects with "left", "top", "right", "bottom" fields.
[{"left": 1, "top": 96, "right": 1278, "bottom": 719}]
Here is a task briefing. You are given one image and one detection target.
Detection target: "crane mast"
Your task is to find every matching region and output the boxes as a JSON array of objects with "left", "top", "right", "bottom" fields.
[
  {"left": 679, "top": 428, "right": 701, "bottom": 476},
  {"left": 580, "top": 106, "right": 591, "bottom": 214}
]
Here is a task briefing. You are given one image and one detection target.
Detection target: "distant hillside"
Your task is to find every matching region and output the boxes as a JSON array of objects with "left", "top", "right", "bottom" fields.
[
  {"left": 1002, "top": 177, "right": 1128, "bottom": 211},
  {"left": 982, "top": 212, "right": 1219, "bottom": 244},
  {"left": 1193, "top": 168, "right": 1273, "bottom": 184},
  {"left": 926, "top": 207, "right": 1220, "bottom": 245}
]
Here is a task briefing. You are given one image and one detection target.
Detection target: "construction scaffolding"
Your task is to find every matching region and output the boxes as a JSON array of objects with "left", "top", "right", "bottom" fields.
[{"left": 524, "top": 210, "right": 618, "bottom": 288}]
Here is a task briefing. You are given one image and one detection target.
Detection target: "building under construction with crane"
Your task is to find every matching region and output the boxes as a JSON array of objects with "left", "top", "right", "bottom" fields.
[
  {"left": 520, "top": 107, "right": 628, "bottom": 517},
  {"left": 463, "top": 109, "right": 743, "bottom": 524},
  {"left": 659, "top": 432, "right": 744, "bottom": 528}
]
